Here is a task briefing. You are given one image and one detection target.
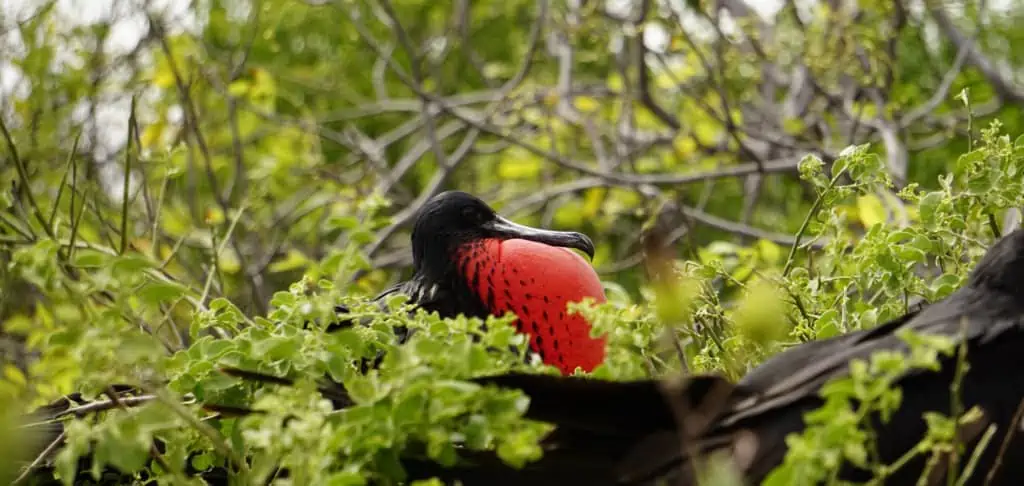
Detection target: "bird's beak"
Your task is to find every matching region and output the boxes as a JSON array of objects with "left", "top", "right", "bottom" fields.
[{"left": 484, "top": 216, "right": 596, "bottom": 259}]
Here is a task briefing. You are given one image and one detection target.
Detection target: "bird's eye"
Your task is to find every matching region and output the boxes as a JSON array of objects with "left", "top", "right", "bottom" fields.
[{"left": 462, "top": 207, "right": 486, "bottom": 224}]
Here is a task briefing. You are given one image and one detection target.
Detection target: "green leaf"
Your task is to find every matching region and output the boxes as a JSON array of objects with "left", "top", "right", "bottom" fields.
[
  {"left": 783, "top": 117, "right": 805, "bottom": 135},
  {"left": 325, "top": 470, "right": 370, "bottom": 486},
  {"left": 138, "top": 282, "right": 188, "bottom": 305},
  {"left": 111, "top": 254, "right": 155, "bottom": 275},
  {"left": 190, "top": 451, "right": 214, "bottom": 471},
  {"left": 270, "top": 291, "right": 297, "bottom": 308},
  {"left": 328, "top": 216, "right": 360, "bottom": 231},
  {"left": 263, "top": 335, "right": 303, "bottom": 360},
  {"left": 1014, "top": 133, "right": 1024, "bottom": 149},
  {"left": 73, "top": 250, "right": 109, "bottom": 268},
  {"left": 918, "top": 191, "right": 944, "bottom": 225},
  {"left": 345, "top": 375, "right": 380, "bottom": 404},
  {"left": 349, "top": 229, "right": 374, "bottom": 245}
]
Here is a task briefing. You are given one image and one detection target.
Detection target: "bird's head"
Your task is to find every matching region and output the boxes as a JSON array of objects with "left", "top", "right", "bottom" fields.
[{"left": 410, "top": 191, "right": 595, "bottom": 275}]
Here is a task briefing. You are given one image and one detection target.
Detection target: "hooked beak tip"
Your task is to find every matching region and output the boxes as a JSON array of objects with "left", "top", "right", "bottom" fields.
[{"left": 576, "top": 234, "right": 596, "bottom": 260}]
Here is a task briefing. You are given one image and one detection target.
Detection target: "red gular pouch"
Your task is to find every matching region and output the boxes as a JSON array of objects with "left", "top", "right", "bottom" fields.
[{"left": 459, "top": 238, "right": 608, "bottom": 375}]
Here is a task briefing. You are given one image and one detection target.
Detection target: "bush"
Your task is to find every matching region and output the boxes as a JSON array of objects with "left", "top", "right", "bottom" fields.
[{"left": 3, "top": 1, "right": 1024, "bottom": 484}]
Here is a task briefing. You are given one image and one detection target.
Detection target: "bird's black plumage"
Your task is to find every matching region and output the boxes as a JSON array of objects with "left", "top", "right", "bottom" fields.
[{"left": 411, "top": 229, "right": 1024, "bottom": 486}]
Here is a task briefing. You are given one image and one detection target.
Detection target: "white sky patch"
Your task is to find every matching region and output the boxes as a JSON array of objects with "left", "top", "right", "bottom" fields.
[{"left": 643, "top": 22, "right": 669, "bottom": 53}]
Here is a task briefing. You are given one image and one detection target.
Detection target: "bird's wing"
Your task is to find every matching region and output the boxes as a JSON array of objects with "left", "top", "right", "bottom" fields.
[
  {"left": 648, "top": 287, "right": 1024, "bottom": 485},
  {"left": 737, "top": 300, "right": 927, "bottom": 392},
  {"left": 473, "top": 372, "right": 735, "bottom": 437},
  {"left": 374, "top": 277, "right": 453, "bottom": 313},
  {"left": 464, "top": 371, "right": 741, "bottom": 486},
  {"left": 723, "top": 288, "right": 1016, "bottom": 427}
]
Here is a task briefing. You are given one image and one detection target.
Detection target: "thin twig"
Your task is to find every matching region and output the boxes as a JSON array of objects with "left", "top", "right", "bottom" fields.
[
  {"left": 0, "top": 115, "right": 55, "bottom": 240},
  {"left": 120, "top": 96, "right": 137, "bottom": 255},
  {"left": 12, "top": 431, "right": 65, "bottom": 485}
]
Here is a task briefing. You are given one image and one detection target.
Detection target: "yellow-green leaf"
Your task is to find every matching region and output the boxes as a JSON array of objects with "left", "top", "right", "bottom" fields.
[
  {"left": 498, "top": 158, "right": 541, "bottom": 180},
  {"left": 227, "top": 79, "right": 250, "bottom": 97},
  {"left": 573, "top": 96, "right": 600, "bottom": 113},
  {"left": 581, "top": 188, "right": 605, "bottom": 218},
  {"left": 140, "top": 123, "right": 165, "bottom": 150},
  {"left": 783, "top": 117, "right": 805, "bottom": 135},
  {"left": 3, "top": 365, "right": 26, "bottom": 388},
  {"left": 856, "top": 194, "right": 887, "bottom": 227},
  {"left": 269, "top": 249, "right": 311, "bottom": 273},
  {"left": 756, "top": 239, "right": 783, "bottom": 265},
  {"left": 608, "top": 73, "right": 624, "bottom": 91},
  {"left": 591, "top": 243, "right": 612, "bottom": 268},
  {"left": 219, "top": 249, "right": 241, "bottom": 274},
  {"left": 151, "top": 67, "right": 175, "bottom": 89},
  {"left": 693, "top": 120, "right": 722, "bottom": 146},
  {"left": 731, "top": 278, "right": 790, "bottom": 346},
  {"left": 553, "top": 200, "right": 584, "bottom": 229},
  {"left": 672, "top": 136, "right": 698, "bottom": 159}
]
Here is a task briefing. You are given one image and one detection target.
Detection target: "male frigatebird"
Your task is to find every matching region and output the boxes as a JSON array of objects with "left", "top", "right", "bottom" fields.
[
  {"left": 403, "top": 228, "right": 1024, "bottom": 485},
  {"left": 15, "top": 191, "right": 609, "bottom": 484},
  {"left": 335, "top": 190, "right": 609, "bottom": 375}
]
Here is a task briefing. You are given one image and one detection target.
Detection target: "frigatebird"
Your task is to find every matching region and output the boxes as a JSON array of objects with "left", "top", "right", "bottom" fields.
[
  {"left": 14, "top": 191, "right": 610, "bottom": 484},
  {"left": 403, "top": 228, "right": 1024, "bottom": 485},
  {"left": 333, "top": 190, "right": 609, "bottom": 375}
]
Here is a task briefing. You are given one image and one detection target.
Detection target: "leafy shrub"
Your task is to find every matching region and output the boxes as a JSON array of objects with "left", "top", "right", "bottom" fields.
[{"left": 3, "top": 118, "right": 1023, "bottom": 485}]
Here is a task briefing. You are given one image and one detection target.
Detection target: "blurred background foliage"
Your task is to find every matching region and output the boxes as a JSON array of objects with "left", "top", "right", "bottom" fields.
[
  {"left": 3, "top": 0, "right": 1024, "bottom": 483},
  {"left": 4, "top": 0, "right": 1023, "bottom": 317}
]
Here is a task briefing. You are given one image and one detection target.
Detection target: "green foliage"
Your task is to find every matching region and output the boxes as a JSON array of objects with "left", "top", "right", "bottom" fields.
[
  {"left": 764, "top": 329, "right": 957, "bottom": 485},
  {"left": 9, "top": 122, "right": 1020, "bottom": 484},
  {"left": 3, "top": 0, "right": 1024, "bottom": 484}
]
